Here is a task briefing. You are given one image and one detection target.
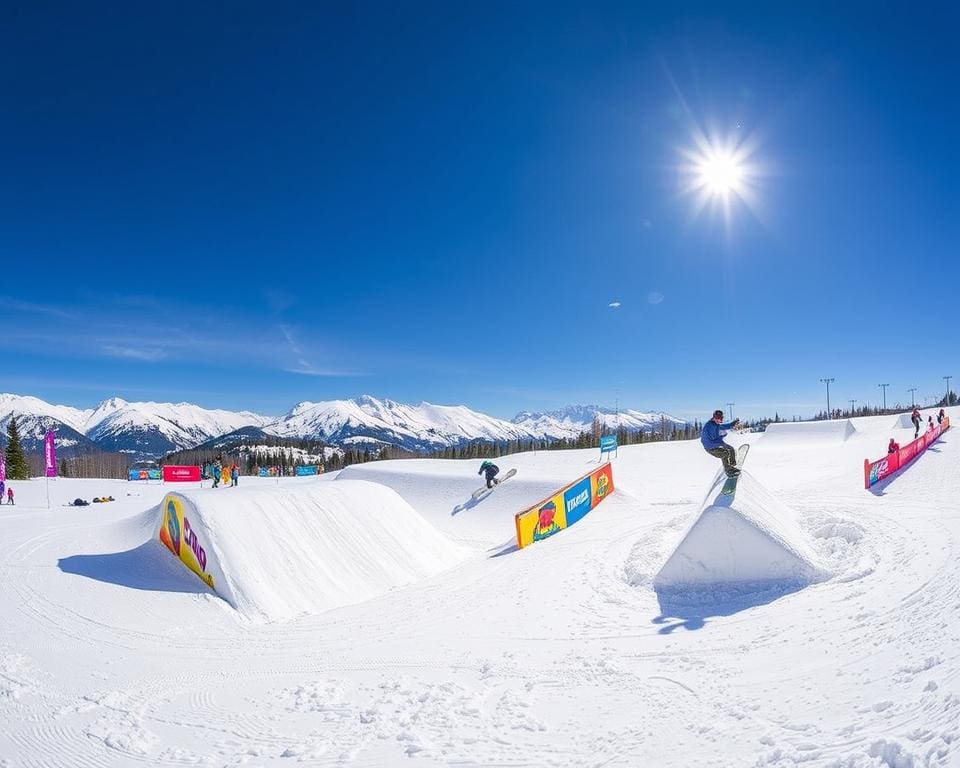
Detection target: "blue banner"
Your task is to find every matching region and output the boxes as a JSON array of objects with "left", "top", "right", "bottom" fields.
[
  {"left": 563, "top": 477, "right": 593, "bottom": 526},
  {"left": 600, "top": 435, "right": 618, "bottom": 452},
  {"left": 129, "top": 468, "right": 162, "bottom": 481},
  {"left": 295, "top": 465, "right": 318, "bottom": 476},
  {"left": 258, "top": 467, "right": 269, "bottom": 477}
]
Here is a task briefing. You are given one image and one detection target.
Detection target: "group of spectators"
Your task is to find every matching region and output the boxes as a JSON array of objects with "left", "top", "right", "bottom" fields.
[
  {"left": 202, "top": 458, "right": 240, "bottom": 488},
  {"left": 888, "top": 407, "right": 947, "bottom": 453}
]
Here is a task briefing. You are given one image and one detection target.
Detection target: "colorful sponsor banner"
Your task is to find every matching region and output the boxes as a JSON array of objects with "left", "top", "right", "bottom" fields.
[
  {"left": 158, "top": 494, "right": 215, "bottom": 589},
  {"left": 295, "top": 465, "right": 319, "bottom": 476},
  {"left": 44, "top": 430, "right": 57, "bottom": 477},
  {"left": 515, "top": 463, "right": 615, "bottom": 549},
  {"left": 0, "top": 455, "right": 5, "bottom": 483},
  {"left": 162, "top": 465, "right": 202, "bottom": 483},
  {"left": 599, "top": 435, "right": 617, "bottom": 455},
  {"left": 128, "top": 468, "right": 162, "bottom": 481},
  {"left": 864, "top": 416, "right": 950, "bottom": 488}
]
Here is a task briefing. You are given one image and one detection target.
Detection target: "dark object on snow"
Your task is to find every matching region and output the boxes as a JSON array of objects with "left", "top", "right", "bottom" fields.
[{"left": 72, "top": 498, "right": 90, "bottom": 506}]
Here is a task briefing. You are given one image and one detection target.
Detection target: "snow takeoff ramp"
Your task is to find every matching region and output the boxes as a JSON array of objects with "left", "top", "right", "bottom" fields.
[
  {"left": 157, "top": 480, "right": 468, "bottom": 622},
  {"left": 761, "top": 419, "right": 856, "bottom": 445},
  {"left": 653, "top": 471, "right": 826, "bottom": 593}
]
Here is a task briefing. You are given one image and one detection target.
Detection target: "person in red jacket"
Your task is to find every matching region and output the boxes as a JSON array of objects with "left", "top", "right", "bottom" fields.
[
  {"left": 887, "top": 438, "right": 900, "bottom": 454},
  {"left": 5, "top": 488, "right": 12, "bottom": 505}
]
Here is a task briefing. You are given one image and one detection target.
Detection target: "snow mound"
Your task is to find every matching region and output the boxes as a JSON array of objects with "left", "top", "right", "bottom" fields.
[
  {"left": 894, "top": 411, "right": 929, "bottom": 429},
  {"left": 761, "top": 419, "right": 856, "bottom": 444},
  {"left": 157, "top": 480, "right": 469, "bottom": 622},
  {"left": 653, "top": 471, "right": 827, "bottom": 593}
]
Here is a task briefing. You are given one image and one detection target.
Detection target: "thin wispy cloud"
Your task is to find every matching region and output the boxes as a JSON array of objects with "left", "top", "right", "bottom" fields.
[
  {"left": 101, "top": 345, "right": 169, "bottom": 362},
  {"left": 0, "top": 297, "right": 75, "bottom": 318}
]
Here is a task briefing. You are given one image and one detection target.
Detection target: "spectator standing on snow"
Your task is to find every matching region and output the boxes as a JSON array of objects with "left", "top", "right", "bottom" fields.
[
  {"left": 231, "top": 464, "right": 239, "bottom": 487},
  {"left": 911, "top": 408, "right": 922, "bottom": 439},
  {"left": 701, "top": 409, "right": 742, "bottom": 478},
  {"left": 6, "top": 488, "right": 13, "bottom": 505},
  {"left": 212, "top": 460, "right": 222, "bottom": 488},
  {"left": 938, "top": 408, "right": 945, "bottom": 425}
]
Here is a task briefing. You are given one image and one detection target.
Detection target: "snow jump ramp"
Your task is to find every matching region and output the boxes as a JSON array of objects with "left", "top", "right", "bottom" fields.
[
  {"left": 653, "top": 471, "right": 826, "bottom": 595},
  {"left": 157, "top": 480, "right": 468, "bottom": 622},
  {"left": 760, "top": 419, "right": 856, "bottom": 444}
]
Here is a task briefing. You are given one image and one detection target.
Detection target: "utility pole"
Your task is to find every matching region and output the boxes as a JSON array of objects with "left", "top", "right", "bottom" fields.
[
  {"left": 945, "top": 376, "right": 953, "bottom": 406},
  {"left": 727, "top": 402, "right": 735, "bottom": 420},
  {"left": 879, "top": 383, "right": 889, "bottom": 412},
  {"left": 820, "top": 378, "right": 835, "bottom": 419},
  {"left": 908, "top": 387, "right": 917, "bottom": 407},
  {"left": 849, "top": 399, "right": 856, "bottom": 414}
]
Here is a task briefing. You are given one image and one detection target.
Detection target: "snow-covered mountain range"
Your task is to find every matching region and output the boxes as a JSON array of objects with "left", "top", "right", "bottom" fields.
[
  {"left": 512, "top": 405, "right": 687, "bottom": 440},
  {"left": 0, "top": 393, "right": 685, "bottom": 459}
]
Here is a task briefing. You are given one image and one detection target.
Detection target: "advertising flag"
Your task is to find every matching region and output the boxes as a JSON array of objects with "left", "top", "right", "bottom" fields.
[
  {"left": 44, "top": 430, "right": 58, "bottom": 478},
  {"left": 0, "top": 455, "right": 5, "bottom": 483}
]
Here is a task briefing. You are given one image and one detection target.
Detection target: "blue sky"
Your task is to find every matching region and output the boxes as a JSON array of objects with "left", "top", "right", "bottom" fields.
[{"left": 3, "top": 2, "right": 958, "bottom": 420}]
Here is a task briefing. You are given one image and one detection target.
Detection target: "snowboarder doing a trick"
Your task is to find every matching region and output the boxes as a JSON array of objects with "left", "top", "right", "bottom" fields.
[
  {"left": 701, "top": 409, "right": 741, "bottom": 477},
  {"left": 478, "top": 460, "right": 500, "bottom": 489}
]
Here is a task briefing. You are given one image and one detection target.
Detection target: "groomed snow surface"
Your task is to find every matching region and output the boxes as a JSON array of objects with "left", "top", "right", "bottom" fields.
[{"left": 1, "top": 408, "right": 959, "bottom": 766}]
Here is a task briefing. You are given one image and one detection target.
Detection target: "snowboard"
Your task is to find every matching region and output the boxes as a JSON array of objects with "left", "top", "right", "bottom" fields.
[
  {"left": 471, "top": 468, "right": 517, "bottom": 500},
  {"left": 720, "top": 444, "right": 750, "bottom": 496}
]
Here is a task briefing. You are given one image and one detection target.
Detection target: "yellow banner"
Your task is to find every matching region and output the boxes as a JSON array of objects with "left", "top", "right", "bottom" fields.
[
  {"left": 158, "top": 494, "right": 215, "bottom": 589},
  {"left": 514, "top": 463, "right": 615, "bottom": 549}
]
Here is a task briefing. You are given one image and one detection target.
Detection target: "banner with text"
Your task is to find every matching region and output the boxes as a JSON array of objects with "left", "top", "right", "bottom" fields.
[
  {"left": 864, "top": 416, "right": 950, "bottom": 488},
  {"left": 162, "top": 465, "right": 202, "bottom": 483},
  {"left": 158, "top": 494, "right": 216, "bottom": 589},
  {"left": 44, "top": 430, "right": 57, "bottom": 477},
  {"left": 514, "top": 463, "right": 615, "bottom": 549}
]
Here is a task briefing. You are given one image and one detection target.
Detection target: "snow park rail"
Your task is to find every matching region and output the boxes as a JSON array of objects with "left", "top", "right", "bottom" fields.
[
  {"left": 864, "top": 416, "right": 950, "bottom": 489},
  {"left": 514, "top": 463, "right": 614, "bottom": 548}
]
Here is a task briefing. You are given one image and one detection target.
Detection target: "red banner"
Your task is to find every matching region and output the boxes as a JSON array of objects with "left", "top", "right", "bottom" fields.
[
  {"left": 162, "top": 465, "right": 202, "bottom": 483},
  {"left": 864, "top": 416, "right": 949, "bottom": 488}
]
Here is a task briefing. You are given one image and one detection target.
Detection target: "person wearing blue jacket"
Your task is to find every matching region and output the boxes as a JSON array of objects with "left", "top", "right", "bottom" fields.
[
  {"left": 478, "top": 460, "right": 500, "bottom": 489},
  {"left": 701, "top": 409, "right": 741, "bottom": 477}
]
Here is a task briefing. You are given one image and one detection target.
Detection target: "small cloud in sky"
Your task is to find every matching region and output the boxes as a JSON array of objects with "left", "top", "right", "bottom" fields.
[
  {"left": 1, "top": 296, "right": 74, "bottom": 318},
  {"left": 102, "top": 345, "right": 168, "bottom": 362},
  {"left": 641, "top": 219, "right": 652, "bottom": 228},
  {"left": 286, "top": 366, "right": 362, "bottom": 377},
  {"left": 608, "top": 301, "right": 621, "bottom": 308},
  {"left": 648, "top": 291, "right": 664, "bottom": 305}
]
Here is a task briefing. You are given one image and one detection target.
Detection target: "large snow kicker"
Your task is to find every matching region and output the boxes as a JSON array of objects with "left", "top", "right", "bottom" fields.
[
  {"left": 653, "top": 470, "right": 826, "bottom": 593},
  {"left": 157, "top": 480, "right": 469, "bottom": 622},
  {"left": 760, "top": 418, "right": 856, "bottom": 444}
]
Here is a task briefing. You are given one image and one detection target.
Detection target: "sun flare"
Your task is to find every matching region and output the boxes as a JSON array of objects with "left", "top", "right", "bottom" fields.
[{"left": 679, "top": 129, "right": 762, "bottom": 226}]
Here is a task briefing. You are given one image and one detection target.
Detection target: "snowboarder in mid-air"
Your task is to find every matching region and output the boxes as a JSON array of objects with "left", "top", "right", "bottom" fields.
[
  {"left": 701, "top": 409, "right": 741, "bottom": 477},
  {"left": 478, "top": 460, "right": 500, "bottom": 489}
]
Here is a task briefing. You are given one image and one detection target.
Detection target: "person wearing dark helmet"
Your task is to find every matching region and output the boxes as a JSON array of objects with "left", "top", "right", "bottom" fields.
[
  {"left": 701, "top": 409, "right": 742, "bottom": 477},
  {"left": 478, "top": 460, "right": 500, "bottom": 489}
]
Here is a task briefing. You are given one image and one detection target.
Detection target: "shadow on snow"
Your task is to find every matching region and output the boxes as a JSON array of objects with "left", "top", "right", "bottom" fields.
[
  {"left": 58, "top": 540, "right": 210, "bottom": 595},
  {"left": 651, "top": 580, "right": 807, "bottom": 634}
]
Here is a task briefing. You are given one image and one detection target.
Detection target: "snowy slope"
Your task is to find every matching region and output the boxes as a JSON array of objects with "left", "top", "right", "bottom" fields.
[
  {"left": 1, "top": 408, "right": 959, "bottom": 765},
  {"left": 513, "top": 403, "right": 686, "bottom": 439},
  {"left": 267, "top": 394, "right": 536, "bottom": 450}
]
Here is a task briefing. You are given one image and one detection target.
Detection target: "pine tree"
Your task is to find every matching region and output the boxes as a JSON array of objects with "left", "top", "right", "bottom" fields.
[{"left": 5, "top": 417, "right": 31, "bottom": 480}]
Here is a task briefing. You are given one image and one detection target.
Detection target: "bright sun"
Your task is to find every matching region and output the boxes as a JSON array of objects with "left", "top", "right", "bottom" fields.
[
  {"left": 698, "top": 152, "right": 744, "bottom": 195},
  {"left": 679, "top": 129, "right": 761, "bottom": 226}
]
